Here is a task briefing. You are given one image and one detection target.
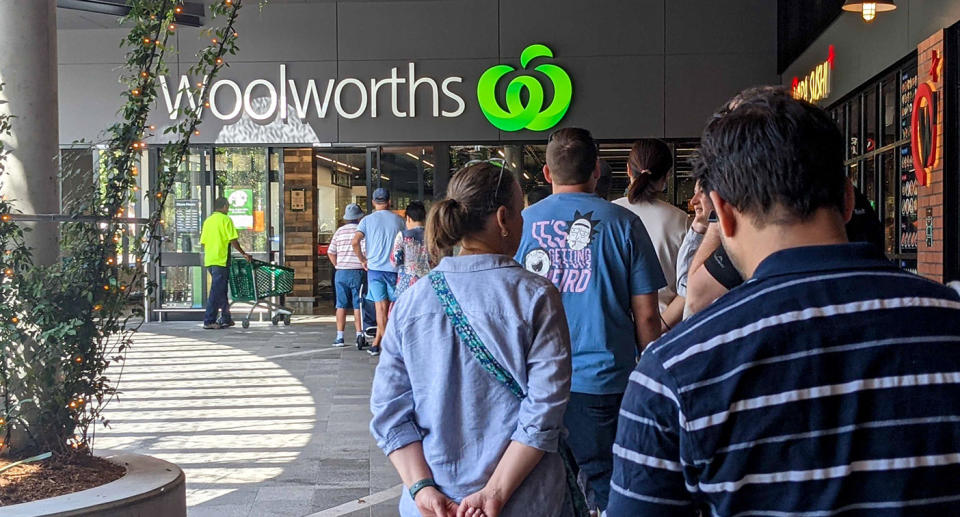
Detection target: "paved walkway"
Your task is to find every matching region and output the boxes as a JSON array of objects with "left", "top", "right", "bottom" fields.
[{"left": 93, "top": 318, "right": 402, "bottom": 517}]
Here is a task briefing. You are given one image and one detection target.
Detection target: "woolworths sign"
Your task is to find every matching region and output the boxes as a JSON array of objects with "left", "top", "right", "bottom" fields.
[{"left": 159, "top": 44, "right": 572, "bottom": 133}]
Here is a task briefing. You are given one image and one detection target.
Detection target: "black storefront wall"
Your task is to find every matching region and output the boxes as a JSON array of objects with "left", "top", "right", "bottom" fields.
[
  {"left": 57, "top": 0, "right": 781, "bottom": 320},
  {"left": 58, "top": 0, "right": 778, "bottom": 146}
]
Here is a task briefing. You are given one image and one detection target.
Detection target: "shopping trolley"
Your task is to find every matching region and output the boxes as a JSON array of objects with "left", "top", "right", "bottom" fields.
[{"left": 228, "top": 257, "right": 295, "bottom": 328}]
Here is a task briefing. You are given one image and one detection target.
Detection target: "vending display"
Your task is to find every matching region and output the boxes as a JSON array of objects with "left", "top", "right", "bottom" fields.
[{"left": 899, "top": 69, "right": 919, "bottom": 255}]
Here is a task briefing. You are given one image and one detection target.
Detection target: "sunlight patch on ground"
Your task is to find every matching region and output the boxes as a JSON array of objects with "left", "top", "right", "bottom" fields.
[{"left": 93, "top": 331, "right": 315, "bottom": 507}]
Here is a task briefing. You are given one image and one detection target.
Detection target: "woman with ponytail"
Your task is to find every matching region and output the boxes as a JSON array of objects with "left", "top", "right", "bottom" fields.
[
  {"left": 613, "top": 139, "right": 691, "bottom": 329},
  {"left": 371, "top": 163, "right": 577, "bottom": 517}
]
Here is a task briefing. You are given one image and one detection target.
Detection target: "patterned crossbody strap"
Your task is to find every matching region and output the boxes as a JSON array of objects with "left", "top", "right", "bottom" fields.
[
  {"left": 428, "top": 270, "right": 590, "bottom": 517},
  {"left": 429, "top": 271, "right": 526, "bottom": 399}
]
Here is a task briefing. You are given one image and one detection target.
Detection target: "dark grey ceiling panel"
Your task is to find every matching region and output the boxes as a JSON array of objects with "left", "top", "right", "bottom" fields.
[
  {"left": 227, "top": 3, "right": 337, "bottom": 62},
  {"left": 666, "top": 0, "right": 776, "bottom": 55},
  {"left": 500, "top": 55, "right": 665, "bottom": 141},
  {"left": 500, "top": 0, "right": 664, "bottom": 58},
  {"left": 665, "top": 52, "right": 778, "bottom": 138},
  {"left": 338, "top": 0, "right": 498, "bottom": 61}
]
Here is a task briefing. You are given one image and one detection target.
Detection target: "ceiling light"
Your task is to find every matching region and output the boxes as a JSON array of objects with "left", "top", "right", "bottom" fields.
[
  {"left": 842, "top": 1, "right": 896, "bottom": 23},
  {"left": 316, "top": 154, "right": 359, "bottom": 171}
]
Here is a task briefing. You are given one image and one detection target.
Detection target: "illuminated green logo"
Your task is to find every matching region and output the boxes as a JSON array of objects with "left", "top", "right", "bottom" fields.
[{"left": 477, "top": 44, "right": 572, "bottom": 132}]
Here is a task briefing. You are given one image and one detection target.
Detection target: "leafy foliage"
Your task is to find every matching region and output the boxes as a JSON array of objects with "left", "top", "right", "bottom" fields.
[{"left": 0, "top": 0, "right": 251, "bottom": 457}]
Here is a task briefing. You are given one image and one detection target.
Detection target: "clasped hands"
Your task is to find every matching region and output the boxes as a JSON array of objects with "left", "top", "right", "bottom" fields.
[{"left": 416, "top": 486, "right": 505, "bottom": 517}]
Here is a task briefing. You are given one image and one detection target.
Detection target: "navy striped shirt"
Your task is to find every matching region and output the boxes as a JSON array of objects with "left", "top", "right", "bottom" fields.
[{"left": 609, "top": 243, "right": 960, "bottom": 516}]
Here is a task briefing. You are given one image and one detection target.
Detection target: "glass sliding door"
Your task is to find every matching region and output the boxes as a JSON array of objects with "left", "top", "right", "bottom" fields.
[
  {"left": 214, "top": 147, "right": 270, "bottom": 261},
  {"left": 156, "top": 147, "right": 211, "bottom": 310}
]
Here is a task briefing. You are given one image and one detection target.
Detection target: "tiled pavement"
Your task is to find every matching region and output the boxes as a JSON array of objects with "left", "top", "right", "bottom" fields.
[{"left": 93, "top": 317, "right": 402, "bottom": 517}]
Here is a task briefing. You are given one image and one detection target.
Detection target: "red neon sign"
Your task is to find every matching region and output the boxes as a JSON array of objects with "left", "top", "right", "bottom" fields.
[{"left": 911, "top": 49, "right": 942, "bottom": 186}]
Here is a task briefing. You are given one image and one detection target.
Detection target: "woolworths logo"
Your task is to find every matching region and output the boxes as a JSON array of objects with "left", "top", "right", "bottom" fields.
[
  {"left": 158, "top": 45, "right": 572, "bottom": 132},
  {"left": 477, "top": 44, "right": 573, "bottom": 132}
]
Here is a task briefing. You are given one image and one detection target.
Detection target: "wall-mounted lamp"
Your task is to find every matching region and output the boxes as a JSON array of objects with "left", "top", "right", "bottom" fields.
[{"left": 842, "top": 1, "right": 896, "bottom": 23}]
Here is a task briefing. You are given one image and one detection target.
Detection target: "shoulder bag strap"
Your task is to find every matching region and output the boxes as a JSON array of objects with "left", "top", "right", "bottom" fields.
[
  {"left": 428, "top": 270, "right": 590, "bottom": 517},
  {"left": 428, "top": 271, "right": 526, "bottom": 400}
]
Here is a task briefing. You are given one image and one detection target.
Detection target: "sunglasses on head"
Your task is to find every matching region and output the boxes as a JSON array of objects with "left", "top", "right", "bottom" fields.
[{"left": 464, "top": 158, "right": 507, "bottom": 202}]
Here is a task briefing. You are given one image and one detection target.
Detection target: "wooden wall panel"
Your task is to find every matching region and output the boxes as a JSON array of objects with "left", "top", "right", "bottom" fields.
[{"left": 283, "top": 149, "right": 317, "bottom": 301}]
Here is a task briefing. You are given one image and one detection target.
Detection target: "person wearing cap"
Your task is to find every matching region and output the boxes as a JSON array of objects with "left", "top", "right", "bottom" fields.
[
  {"left": 328, "top": 203, "right": 366, "bottom": 348},
  {"left": 352, "top": 188, "right": 405, "bottom": 356},
  {"left": 200, "top": 197, "right": 252, "bottom": 330}
]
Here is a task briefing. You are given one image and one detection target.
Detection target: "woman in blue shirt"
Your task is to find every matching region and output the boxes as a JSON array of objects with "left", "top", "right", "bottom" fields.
[{"left": 370, "top": 163, "right": 574, "bottom": 517}]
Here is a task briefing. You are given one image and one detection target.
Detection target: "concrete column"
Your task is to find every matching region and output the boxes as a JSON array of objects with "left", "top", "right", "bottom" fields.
[{"left": 0, "top": 0, "right": 59, "bottom": 264}]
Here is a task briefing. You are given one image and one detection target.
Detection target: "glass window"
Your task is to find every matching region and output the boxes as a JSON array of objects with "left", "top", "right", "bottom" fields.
[
  {"left": 848, "top": 162, "right": 860, "bottom": 188},
  {"left": 900, "top": 66, "right": 918, "bottom": 142},
  {"left": 160, "top": 149, "right": 205, "bottom": 254},
  {"left": 849, "top": 99, "right": 861, "bottom": 158},
  {"left": 380, "top": 146, "right": 431, "bottom": 210},
  {"left": 864, "top": 88, "right": 878, "bottom": 154},
  {"left": 880, "top": 150, "right": 897, "bottom": 255},
  {"left": 315, "top": 150, "right": 365, "bottom": 241},
  {"left": 899, "top": 144, "right": 918, "bottom": 252},
  {"left": 881, "top": 76, "right": 898, "bottom": 146},
  {"left": 215, "top": 147, "right": 269, "bottom": 257},
  {"left": 862, "top": 156, "right": 878, "bottom": 212},
  {"left": 160, "top": 266, "right": 204, "bottom": 309}
]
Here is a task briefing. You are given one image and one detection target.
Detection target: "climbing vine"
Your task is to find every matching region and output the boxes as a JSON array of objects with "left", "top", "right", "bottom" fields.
[{"left": 0, "top": 0, "right": 257, "bottom": 457}]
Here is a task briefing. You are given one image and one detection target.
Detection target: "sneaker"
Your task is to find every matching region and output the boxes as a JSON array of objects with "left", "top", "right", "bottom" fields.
[
  {"left": 367, "top": 345, "right": 381, "bottom": 356},
  {"left": 202, "top": 323, "right": 219, "bottom": 330},
  {"left": 332, "top": 337, "right": 347, "bottom": 347},
  {"left": 221, "top": 320, "right": 236, "bottom": 328},
  {"left": 356, "top": 334, "right": 365, "bottom": 349}
]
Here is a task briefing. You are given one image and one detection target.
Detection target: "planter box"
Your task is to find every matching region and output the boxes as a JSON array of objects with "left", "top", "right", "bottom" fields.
[{"left": 3, "top": 453, "right": 185, "bottom": 517}]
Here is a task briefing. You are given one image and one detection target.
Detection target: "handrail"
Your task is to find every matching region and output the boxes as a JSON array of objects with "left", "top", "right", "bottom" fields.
[{"left": 7, "top": 214, "right": 150, "bottom": 224}]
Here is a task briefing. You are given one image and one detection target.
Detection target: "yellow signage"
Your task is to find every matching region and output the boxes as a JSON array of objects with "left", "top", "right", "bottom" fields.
[{"left": 792, "top": 45, "right": 835, "bottom": 105}]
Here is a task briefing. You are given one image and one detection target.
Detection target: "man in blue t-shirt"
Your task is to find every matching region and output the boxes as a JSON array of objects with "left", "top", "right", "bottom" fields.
[
  {"left": 514, "top": 127, "right": 665, "bottom": 511},
  {"left": 352, "top": 188, "right": 405, "bottom": 357}
]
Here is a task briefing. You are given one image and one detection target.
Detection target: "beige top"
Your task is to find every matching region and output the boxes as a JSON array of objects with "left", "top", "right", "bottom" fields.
[{"left": 612, "top": 197, "right": 691, "bottom": 313}]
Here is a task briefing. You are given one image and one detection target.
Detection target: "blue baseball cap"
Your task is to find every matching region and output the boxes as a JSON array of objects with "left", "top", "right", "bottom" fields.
[
  {"left": 343, "top": 203, "right": 363, "bottom": 220},
  {"left": 372, "top": 188, "right": 390, "bottom": 202}
]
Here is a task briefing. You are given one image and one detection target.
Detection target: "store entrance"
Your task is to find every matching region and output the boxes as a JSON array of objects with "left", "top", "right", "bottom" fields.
[
  {"left": 152, "top": 146, "right": 281, "bottom": 320},
  {"left": 306, "top": 146, "right": 437, "bottom": 314}
]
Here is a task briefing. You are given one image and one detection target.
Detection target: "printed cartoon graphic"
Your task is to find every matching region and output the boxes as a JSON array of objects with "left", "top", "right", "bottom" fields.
[
  {"left": 524, "top": 249, "right": 551, "bottom": 277},
  {"left": 567, "top": 212, "right": 598, "bottom": 250},
  {"left": 524, "top": 211, "right": 600, "bottom": 293}
]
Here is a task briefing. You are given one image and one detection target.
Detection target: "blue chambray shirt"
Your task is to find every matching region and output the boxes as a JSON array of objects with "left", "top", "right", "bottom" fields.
[{"left": 370, "top": 254, "right": 573, "bottom": 517}]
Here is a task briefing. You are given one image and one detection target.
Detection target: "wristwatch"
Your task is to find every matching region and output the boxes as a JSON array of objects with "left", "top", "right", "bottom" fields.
[{"left": 409, "top": 478, "right": 437, "bottom": 500}]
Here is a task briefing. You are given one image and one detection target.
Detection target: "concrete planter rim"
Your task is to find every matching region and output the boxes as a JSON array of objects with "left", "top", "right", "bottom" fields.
[{"left": 1, "top": 453, "right": 185, "bottom": 517}]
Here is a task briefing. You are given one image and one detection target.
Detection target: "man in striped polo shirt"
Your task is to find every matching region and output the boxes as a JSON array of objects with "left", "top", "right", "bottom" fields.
[{"left": 608, "top": 88, "right": 960, "bottom": 515}]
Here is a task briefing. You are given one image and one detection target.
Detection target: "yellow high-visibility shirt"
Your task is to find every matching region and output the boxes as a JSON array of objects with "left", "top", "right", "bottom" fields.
[{"left": 200, "top": 212, "right": 239, "bottom": 267}]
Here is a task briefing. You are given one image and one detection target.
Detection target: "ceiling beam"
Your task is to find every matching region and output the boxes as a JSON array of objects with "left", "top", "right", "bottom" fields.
[{"left": 57, "top": 0, "right": 205, "bottom": 27}]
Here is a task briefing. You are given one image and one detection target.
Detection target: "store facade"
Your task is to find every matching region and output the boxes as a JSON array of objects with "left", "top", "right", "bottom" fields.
[
  {"left": 56, "top": 0, "right": 777, "bottom": 319},
  {"left": 783, "top": 0, "right": 960, "bottom": 283}
]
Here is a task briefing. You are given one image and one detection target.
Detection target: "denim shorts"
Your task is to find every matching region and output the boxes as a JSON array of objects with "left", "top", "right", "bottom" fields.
[
  {"left": 334, "top": 269, "right": 363, "bottom": 309},
  {"left": 367, "top": 270, "right": 398, "bottom": 302}
]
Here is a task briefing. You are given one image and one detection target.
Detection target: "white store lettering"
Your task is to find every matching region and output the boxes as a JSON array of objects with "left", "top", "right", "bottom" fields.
[{"left": 158, "top": 63, "right": 466, "bottom": 122}]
